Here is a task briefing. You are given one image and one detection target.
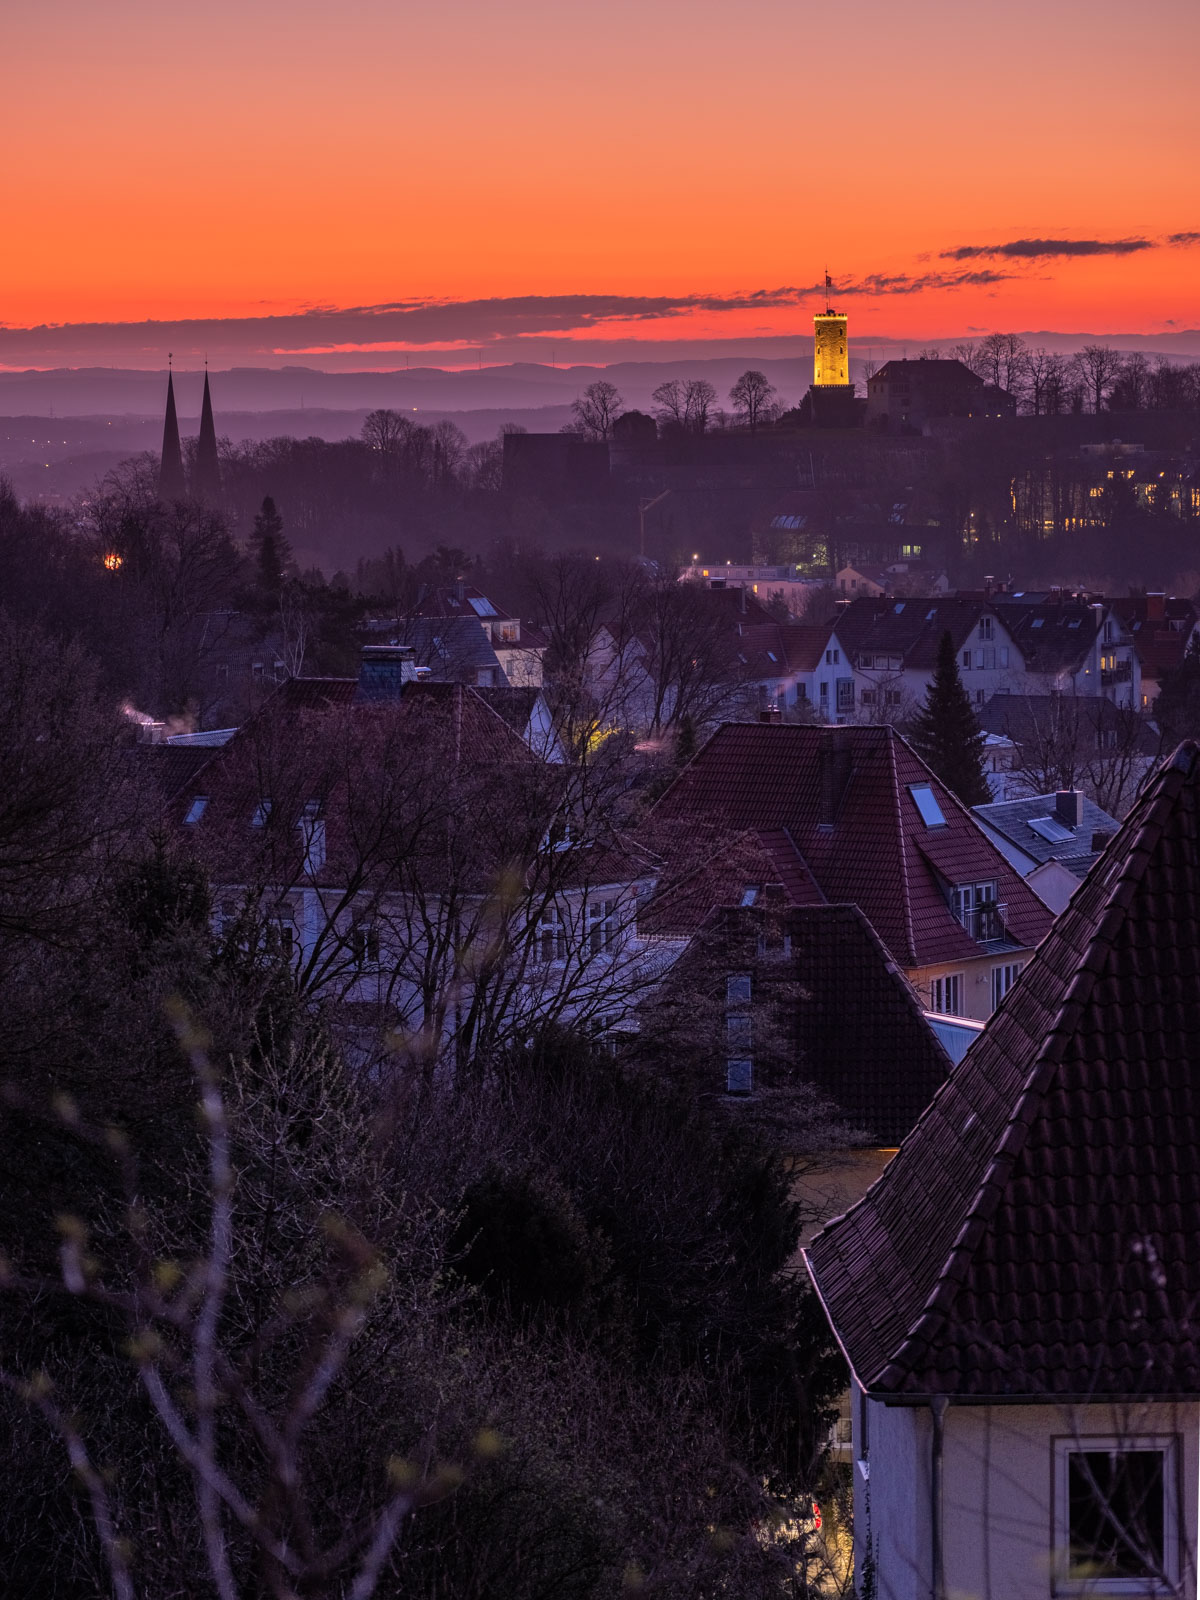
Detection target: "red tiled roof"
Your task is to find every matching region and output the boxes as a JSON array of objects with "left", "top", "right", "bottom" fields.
[
  {"left": 647, "top": 724, "right": 1051, "bottom": 968},
  {"left": 807, "top": 741, "right": 1200, "bottom": 1398}
]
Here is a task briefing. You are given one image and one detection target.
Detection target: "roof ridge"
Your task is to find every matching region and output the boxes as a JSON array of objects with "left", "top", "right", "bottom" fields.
[{"left": 866, "top": 746, "right": 1197, "bottom": 1389}]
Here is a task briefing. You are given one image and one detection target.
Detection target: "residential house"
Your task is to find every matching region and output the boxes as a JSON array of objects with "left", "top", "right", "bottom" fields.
[
  {"left": 806, "top": 741, "right": 1200, "bottom": 1600},
  {"left": 992, "top": 593, "right": 1140, "bottom": 708},
  {"left": 402, "top": 583, "right": 548, "bottom": 686},
  {"left": 865, "top": 359, "right": 1015, "bottom": 433},
  {"left": 834, "top": 561, "right": 949, "bottom": 599},
  {"left": 1110, "top": 591, "right": 1200, "bottom": 709},
  {"left": 645, "top": 723, "right": 1053, "bottom": 1020},
  {"left": 973, "top": 787, "right": 1121, "bottom": 913},
  {"left": 977, "top": 693, "right": 1161, "bottom": 818},
  {"left": 678, "top": 562, "right": 825, "bottom": 616}
]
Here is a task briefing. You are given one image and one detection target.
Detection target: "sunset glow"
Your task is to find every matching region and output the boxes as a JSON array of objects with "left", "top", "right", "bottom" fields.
[{"left": 3, "top": 0, "right": 1198, "bottom": 363}]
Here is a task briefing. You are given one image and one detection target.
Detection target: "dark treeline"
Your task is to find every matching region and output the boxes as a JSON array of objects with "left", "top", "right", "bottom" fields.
[{"left": 0, "top": 611, "right": 847, "bottom": 1598}]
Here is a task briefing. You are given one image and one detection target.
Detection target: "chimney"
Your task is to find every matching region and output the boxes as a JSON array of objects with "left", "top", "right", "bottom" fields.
[
  {"left": 138, "top": 720, "right": 166, "bottom": 745},
  {"left": 1147, "top": 591, "right": 1166, "bottom": 623},
  {"left": 818, "top": 727, "right": 854, "bottom": 828},
  {"left": 758, "top": 704, "right": 782, "bottom": 724},
  {"left": 355, "top": 642, "right": 417, "bottom": 702},
  {"left": 1055, "top": 789, "right": 1084, "bottom": 829},
  {"left": 1091, "top": 829, "right": 1114, "bottom": 853},
  {"left": 983, "top": 574, "right": 995, "bottom": 597}
]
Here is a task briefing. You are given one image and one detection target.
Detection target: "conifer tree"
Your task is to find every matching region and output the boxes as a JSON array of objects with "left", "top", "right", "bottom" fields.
[
  {"left": 250, "top": 495, "right": 290, "bottom": 599},
  {"left": 907, "top": 629, "right": 992, "bottom": 806}
]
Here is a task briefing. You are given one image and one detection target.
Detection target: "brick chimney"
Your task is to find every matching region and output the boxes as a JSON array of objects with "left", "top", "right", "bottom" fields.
[{"left": 1055, "top": 789, "right": 1084, "bottom": 828}]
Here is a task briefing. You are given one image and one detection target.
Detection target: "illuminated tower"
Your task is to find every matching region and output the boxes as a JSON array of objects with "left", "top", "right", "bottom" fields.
[
  {"left": 158, "top": 357, "right": 186, "bottom": 501},
  {"left": 813, "top": 274, "right": 849, "bottom": 387}
]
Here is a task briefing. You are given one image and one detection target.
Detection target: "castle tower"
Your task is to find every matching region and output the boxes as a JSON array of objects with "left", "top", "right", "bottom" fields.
[
  {"left": 158, "top": 359, "right": 186, "bottom": 501},
  {"left": 813, "top": 274, "right": 849, "bottom": 387},
  {"left": 193, "top": 366, "right": 221, "bottom": 504}
]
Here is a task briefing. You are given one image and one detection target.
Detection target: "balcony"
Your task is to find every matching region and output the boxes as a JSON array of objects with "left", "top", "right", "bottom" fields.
[
  {"left": 957, "top": 902, "right": 1008, "bottom": 944},
  {"left": 1101, "top": 662, "right": 1133, "bottom": 686}
]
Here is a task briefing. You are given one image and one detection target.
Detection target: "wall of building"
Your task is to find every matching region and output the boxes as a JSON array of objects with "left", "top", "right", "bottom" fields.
[{"left": 857, "top": 1394, "right": 1199, "bottom": 1600}]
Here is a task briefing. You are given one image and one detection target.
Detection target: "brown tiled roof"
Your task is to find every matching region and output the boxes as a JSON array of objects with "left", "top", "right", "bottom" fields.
[
  {"left": 127, "top": 743, "right": 219, "bottom": 802},
  {"left": 640, "top": 826, "right": 824, "bottom": 936},
  {"left": 647, "top": 724, "right": 1051, "bottom": 968},
  {"left": 806, "top": 741, "right": 1200, "bottom": 1399},
  {"left": 829, "top": 596, "right": 991, "bottom": 670}
]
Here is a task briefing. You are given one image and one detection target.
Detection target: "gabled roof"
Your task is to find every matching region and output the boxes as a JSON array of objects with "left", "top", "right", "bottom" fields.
[
  {"left": 807, "top": 742, "right": 1200, "bottom": 1399},
  {"left": 646, "top": 724, "right": 1052, "bottom": 968},
  {"left": 977, "top": 693, "right": 1160, "bottom": 755},
  {"left": 644, "top": 903, "right": 953, "bottom": 1145},
  {"left": 1001, "top": 601, "right": 1103, "bottom": 673},
  {"left": 392, "top": 616, "right": 505, "bottom": 682},
  {"left": 406, "top": 584, "right": 512, "bottom": 623},
  {"left": 830, "top": 596, "right": 994, "bottom": 668},
  {"left": 974, "top": 791, "right": 1120, "bottom": 878}
]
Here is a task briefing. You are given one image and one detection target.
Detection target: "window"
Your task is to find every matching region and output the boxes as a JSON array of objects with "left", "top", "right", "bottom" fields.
[
  {"left": 740, "top": 886, "right": 759, "bottom": 906},
  {"left": 929, "top": 973, "right": 964, "bottom": 1015},
  {"left": 587, "top": 899, "right": 617, "bottom": 954},
  {"left": 352, "top": 924, "right": 381, "bottom": 968},
  {"left": 215, "top": 663, "right": 229, "bottom": 683},
  {"left": 538, "top": 906, "right": 567, "bottom": 963},
  {"left": 726, "top": 973, "right": 751, "bottom": 1004},
  {"left": 1000, "top": 646, "right": 1010, "bottom": 668},
  {"left": 252, "top": 660, "right": 265, "bottom": 679},
  {"left": 979, "top": 615, "right": 994, "bottom": 641},
  {"left": 251, "top": 798, "right": 272, "bottom": 828},
  {"left": 819, "top": 680, "right": 829, "bottom": 700},
  {"left": 273, "top": 659, "right": 287, "bottom": 681},
  {"left": 183, "top": 795, "right": 209, "bottom": 825},
  {"left": 962, "top": 650, "right": 972, "bottom": 669},
  {"left": 976, "top": 689, "right": 986, "bottom": 705},
  {"left": 908, "top": 783, "right": 947, "bottom": 828},
  {"left": 1054, "top": 1436, "right": 1178, "bottom": 1592},
  {"left": 952, "top": 881, "right": 1000, "bottom": 940},
  {"left": 836, "top": 678, "right": 855, "bottom": 712},
  {"left": 991, "top": 961, "right": 1024, "bottom": 1008},
  {"left": 726, "top": 1059, "right": 753, "bottom": 1094},
  {"left": 726, "top": 1014, "right": 752, "bottom": 1053},
  {"left": 299, "top": 801, "right": 326, "bottom": 874},
  {"left": 861, "top": 689, "right": 876, "bottom": 706},
  {"left": 825, "top": 648, "right": 840, "bottom": 665},
  {"left": 886, "top": 690, "right": 901, "bottom": 706}
]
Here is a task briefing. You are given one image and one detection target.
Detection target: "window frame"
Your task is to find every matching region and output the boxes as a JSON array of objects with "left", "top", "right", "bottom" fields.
[
  {"left": 1052, "top": 1433, "right": 1180, "bottom": 1595},
  {"left": 929, "top": 972, "right": 964, "bottom": 1016}
]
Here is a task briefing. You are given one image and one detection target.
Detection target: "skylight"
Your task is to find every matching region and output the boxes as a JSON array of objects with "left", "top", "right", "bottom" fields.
[
  {"left": 740, "top": 887, "right": 759, "bottom": 906},
  {"left": 1028, "top": 815, "right": 1074, "bottom": 843},
  {"left": 766, "top": 650, "right": 778, "bottom": 662},
  {"left": 468, "top": 596, "right": 498, "bottom": 617},
  {"left": 184, "top": 796, "right": 208, "bottom": 825},
  {"left": 893, "top": 602, "right": 906, "bottom": 614},
  {"left": 1032, "top": 617, "right": 1044, "bottom": 628},
  {"left": 908, "top": 783, "right": 947, "bottom": 827}
]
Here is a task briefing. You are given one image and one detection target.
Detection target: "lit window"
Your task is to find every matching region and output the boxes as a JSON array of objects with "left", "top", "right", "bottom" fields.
[
  {"left": 183, "top": 795, "right": 208, "bottom": 825},
  {"left": 908, "top": 783, "right": 947, "bottom": 827},
  {"left": 1055, "top": 1436, "right": 1177, "bottom": 1592}
]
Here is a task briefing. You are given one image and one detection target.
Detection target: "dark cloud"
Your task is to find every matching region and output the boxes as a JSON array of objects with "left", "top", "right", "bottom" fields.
[
  {"left": 1168, "top": 232, "right": 1200, "bottom": 246},
  {"left": 0, "top": 275, "right": 1024, "bottom": 368},
  {"left": 941, "top": 237, "right": 1154, "bottom": 260}
]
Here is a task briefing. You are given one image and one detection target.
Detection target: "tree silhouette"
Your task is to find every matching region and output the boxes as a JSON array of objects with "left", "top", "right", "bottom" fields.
[
  {"left": 729, "top": 370, "right": 780, "bottom": 432},
  {"left": 569, "top": 380, "right": 624, "bottom": 440},
  {"left": 907, "top": 630, "right": 991, "bottom": 805},
  {"left": 250, "top": 496, "right": 290, "bottom": 599}
]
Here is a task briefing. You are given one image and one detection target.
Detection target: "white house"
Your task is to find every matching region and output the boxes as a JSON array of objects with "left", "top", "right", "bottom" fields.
[{"left": 806, "top": 742, "right": 1200, "bottom": 1600}]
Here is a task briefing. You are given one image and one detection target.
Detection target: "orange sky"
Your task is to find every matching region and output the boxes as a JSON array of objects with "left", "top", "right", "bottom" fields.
[{"left": 3, "top": 0, "right": 1198, "bottom": 355}]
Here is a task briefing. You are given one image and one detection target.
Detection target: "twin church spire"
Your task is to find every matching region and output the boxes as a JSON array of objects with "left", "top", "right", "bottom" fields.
[{"left": 158, "top": 358, "right": 221, "bottom": 504}]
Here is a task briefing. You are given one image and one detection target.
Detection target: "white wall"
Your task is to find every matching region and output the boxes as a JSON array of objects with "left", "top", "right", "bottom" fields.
[{"left": 857, "top": 1393, "right": 1199, "bottom": 1600}]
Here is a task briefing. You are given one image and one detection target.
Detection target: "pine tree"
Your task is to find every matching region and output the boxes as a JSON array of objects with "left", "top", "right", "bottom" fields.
[
  {"left": 250, "top": 496, "right": 290, "bottom": 599},
  {"left": 907, "top": 629, "right": 992, "bottom": 806}
]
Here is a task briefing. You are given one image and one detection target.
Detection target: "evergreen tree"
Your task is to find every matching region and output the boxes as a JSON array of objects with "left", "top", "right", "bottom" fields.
[
  {"left": 250, "top": 495, "right": 290, "bottom": 598},
  {"left": 907, "top": 629, "right": 992, "bottom": 805}
]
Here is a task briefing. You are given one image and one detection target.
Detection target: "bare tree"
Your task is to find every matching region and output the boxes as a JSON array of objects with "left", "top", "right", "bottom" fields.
[
  {"left": 729, "top": 370, "right": 780, "bottom": 433},
  {"left": 1075, "top": 344, "right": 1124, "bottom": 414},
  {"left": 569, "top": 380, "right": 624, "bottom": 440}
]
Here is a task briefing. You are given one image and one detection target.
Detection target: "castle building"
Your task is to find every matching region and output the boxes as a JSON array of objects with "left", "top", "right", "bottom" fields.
[{"left": 798, "top": 275, "right": 859, "bottom": 428}]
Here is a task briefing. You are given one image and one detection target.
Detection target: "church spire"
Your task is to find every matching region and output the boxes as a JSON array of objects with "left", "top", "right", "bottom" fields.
[
  {"left": 158, "top": 356, "right": 186, "bottom": 501},
  {"left": 193, "top": 363, "right": 221, "bottom": 504}
]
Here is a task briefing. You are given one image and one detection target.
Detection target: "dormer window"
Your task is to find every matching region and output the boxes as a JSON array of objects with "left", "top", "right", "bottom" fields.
[{"left": 183, "top": 795, "right": 208, "bottom": 825}]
